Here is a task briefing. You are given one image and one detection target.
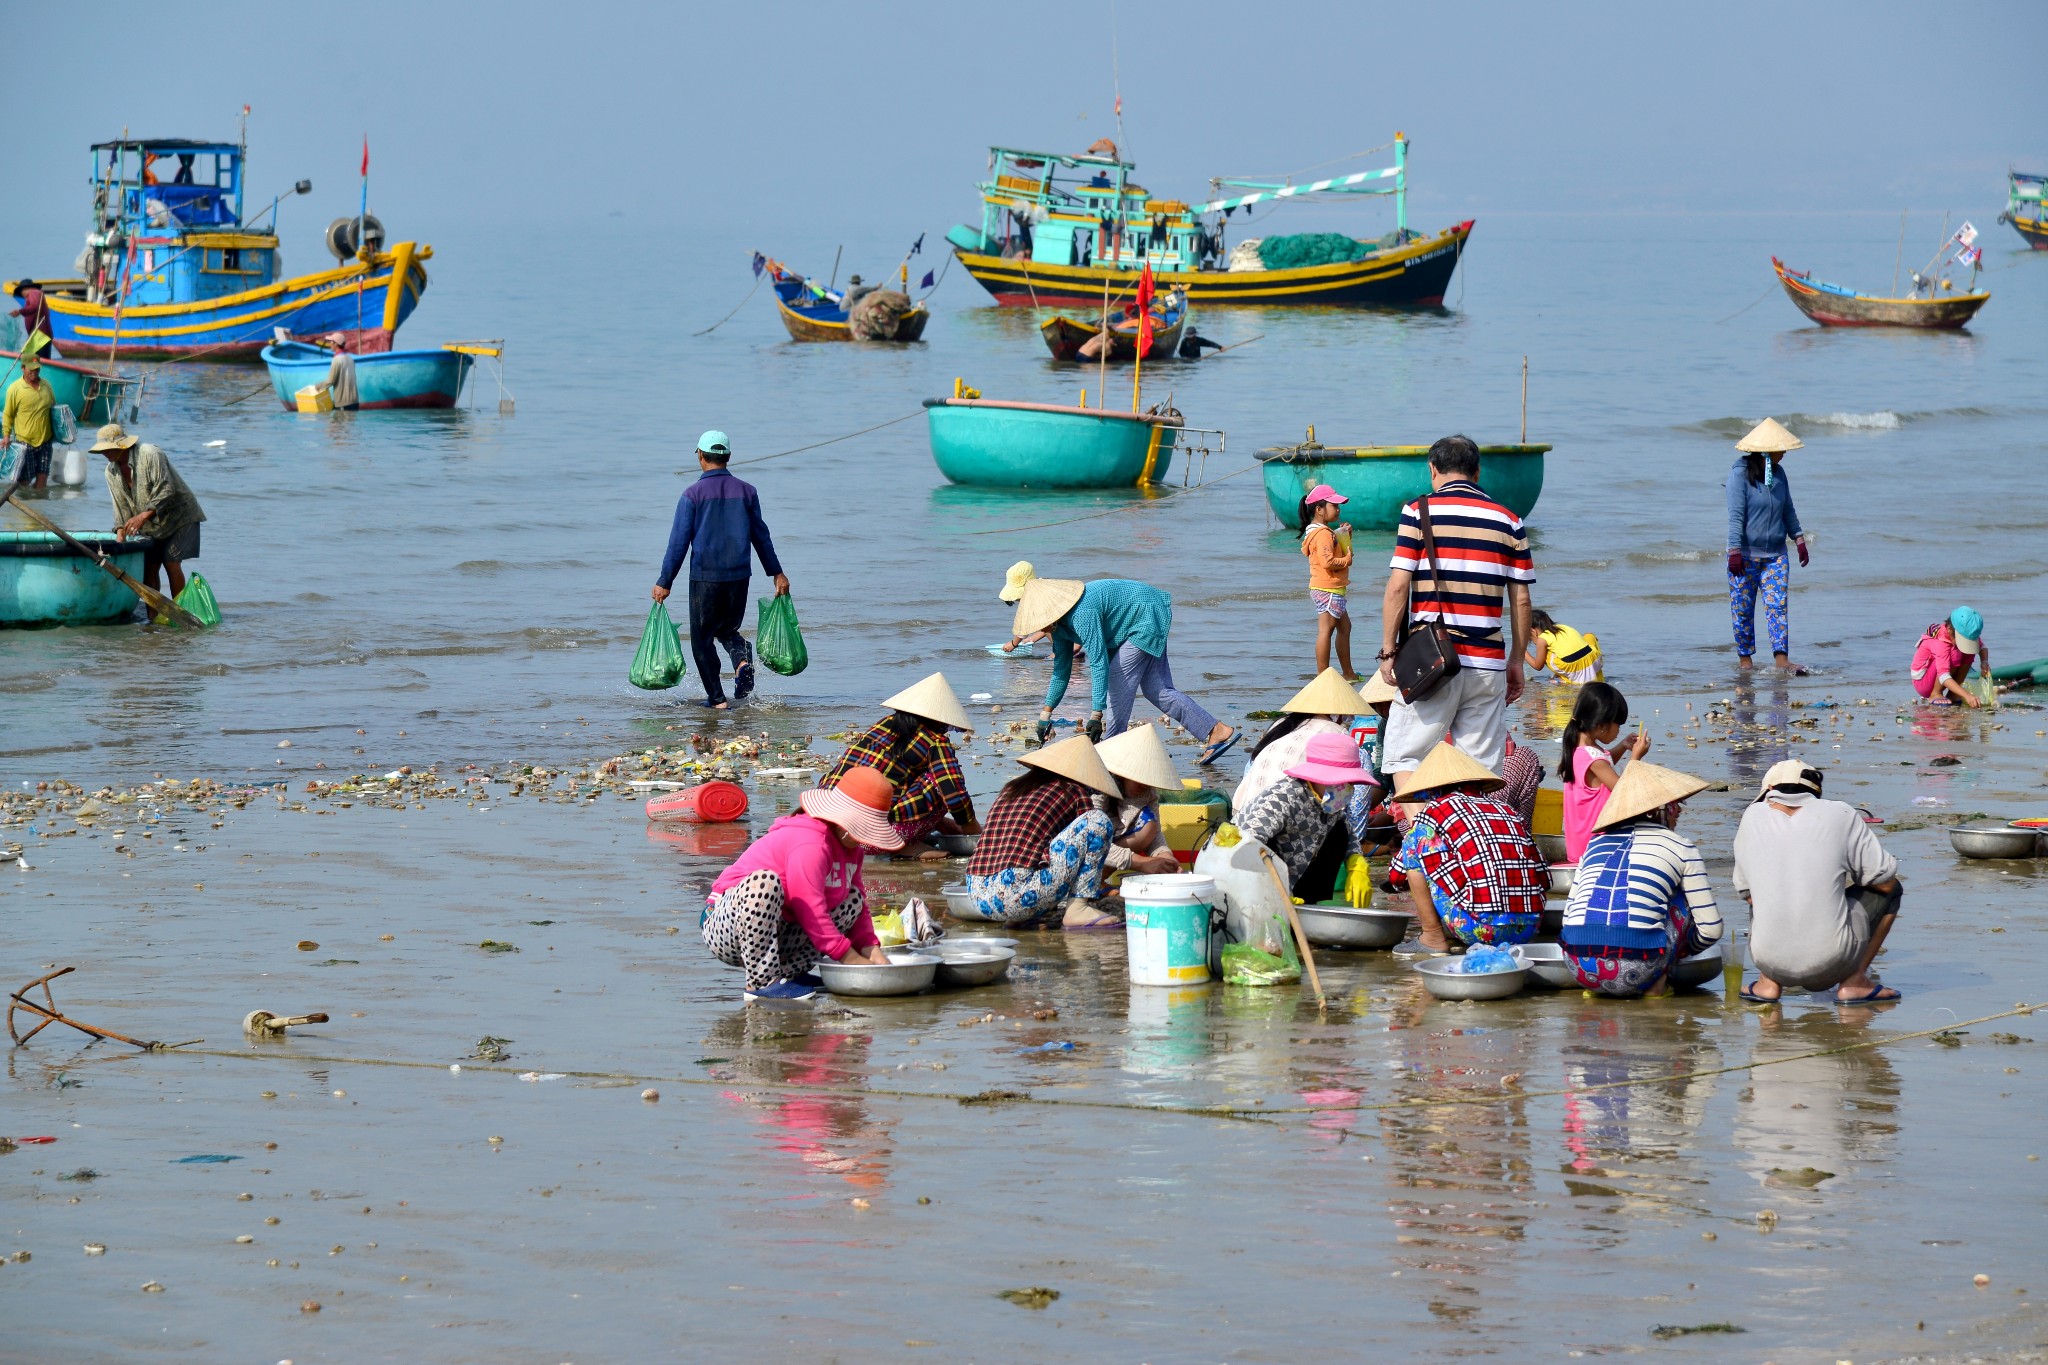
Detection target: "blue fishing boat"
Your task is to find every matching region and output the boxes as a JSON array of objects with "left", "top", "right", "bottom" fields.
[
  {"left": 0, "top": 531, "right": 146, "bottom": 626},
  {"left": 260, "top": 341, "right": 476, "bottom": 411},
  {"left": 924, "top": 393, "right": 1181, "bottom": 489},
  {"left": 12, "top": 134, "right": 430, "bottom": 360},
  {"left": 761, "top": 256, "right": 929, "bottom": 342}
]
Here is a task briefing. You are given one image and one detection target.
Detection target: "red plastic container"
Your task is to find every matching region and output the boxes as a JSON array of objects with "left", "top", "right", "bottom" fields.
[{"left": 644, "top": 781, "right": 749, "bottom": 824}]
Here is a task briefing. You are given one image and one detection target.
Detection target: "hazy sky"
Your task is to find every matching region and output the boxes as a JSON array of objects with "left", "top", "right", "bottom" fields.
[{"left": 6, "top": 0, "right": 2044, "bottom": 260}]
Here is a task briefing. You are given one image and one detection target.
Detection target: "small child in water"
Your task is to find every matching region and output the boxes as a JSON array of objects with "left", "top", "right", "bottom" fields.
[
  {"left": 1525, "top": 609, "right": 1605, "bottom": 683},
  {"left": 1299, "top": 483, "right": 1354, "bottom": 678},
  {"left": 1560, "top": 681, "right": 1650, "bottom": 862}
]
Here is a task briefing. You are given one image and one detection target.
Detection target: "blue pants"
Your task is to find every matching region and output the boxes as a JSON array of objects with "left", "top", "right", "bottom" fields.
[
  {"left": 1107, "top": 643, "right": 1219, "bottom": 739},
  {"left": 687, "top": 578, "right": 752, "bottom": 703},
  {"left": 1728, "top": 554, "right": 1789, "bottom": 658}
]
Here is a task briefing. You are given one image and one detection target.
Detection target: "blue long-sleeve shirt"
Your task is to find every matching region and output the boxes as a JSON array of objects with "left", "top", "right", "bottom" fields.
[
  {"left": 1046, "top": 579, "right": 1174, "bottom": 713},
  {"left": 1726, "top": 457, "right": 1803, "bottom": 559},
  {"left": 657, "top": 466, "right": 784, "bottom": 587}
]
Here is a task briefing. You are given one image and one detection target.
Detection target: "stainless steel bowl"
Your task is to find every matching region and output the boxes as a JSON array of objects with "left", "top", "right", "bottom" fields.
[
  {"left": 1668, "top": 944, "right": 1725, "bottom": 990},
  {"left": 1951, "top": 823, "right": 2040, "bottom": 859},
  {"left": 1415, "top": 957, "right": 1529, "bottom": 1001},
  {"left": 1517, "top": 940, "right": 1579, "bottom": 990},
  {"left": 947, "top": 933, "right": 1018, "bottom": 950},
  {"left": 940, "top": 882, "right": 980, "bottom": 919},
  {"left": 1295, "top": 903, "right": 1410, "bottom": 950},
  {"left": 1534, "top": 833, "right": 1568, "bottom": 864},
  {"left": 933, "top": 944, "right": 1016, "bottom": 988},
  {"left": 927, "top": 833, "right": 978, "bottom": 858},
  {"left": 816, "top": 951, "right": 940, "bottom": 997},
  {"left": 1548, "top": 863, "right": 1575, "bottom": 898}
]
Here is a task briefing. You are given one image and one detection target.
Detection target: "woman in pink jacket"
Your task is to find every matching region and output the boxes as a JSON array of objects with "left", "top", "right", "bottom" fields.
[{"left": 703, "top": 766, "right": 903, "bottom": 1002}]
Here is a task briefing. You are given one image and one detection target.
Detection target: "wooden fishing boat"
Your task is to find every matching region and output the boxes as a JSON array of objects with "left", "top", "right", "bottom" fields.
[
  {"left": 1258, "top": 442, "right": 1549, "bottom": 531},
  {"left": 0, "top": 530, "right": 146, "bottom": 626},
  {"left": 947, "top": 133, "right": 1471, "bottom": 308},
  {"left": 1039, "top": 289, "right": 1188, "bottom": 362},
  {"left": 764, "top": 258, "right": 929, "bottom": 342},
  {"left": 1998, "top": 171, "right": 2048, "bottom": 250},
  {"left": 260, "top": 341, "right": 474, "bottom": 410},
  {"left": 925, "top": 395, "right": 1180, "bottom": 489},
  {"left": 11, "top": 135, "right": 430, "bottom": 360},
  {"left": 1771, "top": 257, "right": 1988, "bottom": 329},
  {"left": 0, "top": 349, "right": 139, "bottom": 425}
]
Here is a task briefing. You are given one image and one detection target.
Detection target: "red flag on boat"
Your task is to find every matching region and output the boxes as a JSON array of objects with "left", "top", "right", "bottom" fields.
[{"left": 1135, "top": 264, "right": 1156, "bottom": 358}]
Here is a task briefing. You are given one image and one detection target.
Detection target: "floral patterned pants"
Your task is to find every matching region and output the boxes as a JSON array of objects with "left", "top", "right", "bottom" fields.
[
  {"left": 1729, "top": 553, "right": 1790, "bottom": 658},
  {"left": 963, "top": 810, "right": 1113, "bottom": 926},
  {"left": 1564, "top": 906, "right": 1697, "bottom": 998},
  {"left": 703, "top": 870, "right": 868, "bottom": 990}
]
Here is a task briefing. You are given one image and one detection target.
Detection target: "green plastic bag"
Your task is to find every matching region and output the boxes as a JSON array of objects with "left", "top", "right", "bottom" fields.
[
  {"left": 629, "top": 602, "right": 686, "bottom": 690},
  {"left": 1964, "top": 671, "right": 1996, "bottom": 710},
  {"left": 173, "top": 573, "right": 221, "bottom": 628},
  {"left": 757, "top": 592, "right": 808, "bottom": 676}
]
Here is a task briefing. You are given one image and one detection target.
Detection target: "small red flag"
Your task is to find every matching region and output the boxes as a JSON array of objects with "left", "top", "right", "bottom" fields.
[
  {"left": 360, "top": 137, "right": 369, "bottom": 176},
  {"left": 1135, "top": 264, "right": 1156, "bottom": 358}
]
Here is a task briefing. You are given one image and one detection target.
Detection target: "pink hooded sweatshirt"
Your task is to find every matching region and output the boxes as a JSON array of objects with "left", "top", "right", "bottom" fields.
[{"left": 710, "top": 813, "right": 877, "bottom": 960}]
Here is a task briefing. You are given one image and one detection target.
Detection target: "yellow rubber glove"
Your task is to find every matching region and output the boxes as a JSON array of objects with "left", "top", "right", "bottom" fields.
[
  {"left": 1213, "top": 822, "right": 1242, "bottom": 848},
  {"left": 1342, "top": 854, "right": 1374, "bottom": 908}
]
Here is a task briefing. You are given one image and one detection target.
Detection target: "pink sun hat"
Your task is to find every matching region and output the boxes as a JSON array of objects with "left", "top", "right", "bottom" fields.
[
  {"left": 1285, "top": 731, "right": 1378, "bottom": 787},
  {"left": 1304, "top": 483, "right": 1347, "bottom": 505}
]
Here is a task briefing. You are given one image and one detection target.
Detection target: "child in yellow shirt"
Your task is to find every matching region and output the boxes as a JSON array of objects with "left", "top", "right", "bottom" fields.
[{"left": 1299, "top": 483, "right": 1355, "bottom": 678}]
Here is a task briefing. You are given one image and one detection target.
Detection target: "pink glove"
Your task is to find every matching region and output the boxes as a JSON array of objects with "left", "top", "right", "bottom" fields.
[
  {"left": 1795, "top": 538, "right": 1809, "bottom": 567},
  {"left": 1727, "top": 550, "right": 1745, "bottom": 576}
]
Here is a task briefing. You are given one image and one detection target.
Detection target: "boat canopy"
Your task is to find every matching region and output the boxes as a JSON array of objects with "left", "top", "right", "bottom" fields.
[{"left": 90, "top": 139, "right": 247, "bottom": 235}]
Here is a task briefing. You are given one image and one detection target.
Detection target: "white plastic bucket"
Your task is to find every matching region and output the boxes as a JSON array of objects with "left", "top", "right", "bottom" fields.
[
  {"left": 1122, "top": 872, "right": 1214, "bottom": 986},
  {"left": 58, "top": 448, "right": 86, "bottom": 486}
]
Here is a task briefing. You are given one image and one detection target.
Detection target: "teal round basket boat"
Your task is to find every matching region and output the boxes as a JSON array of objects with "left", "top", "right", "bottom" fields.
[
  {"left": 0, "top": 531, "right": 145, "bottom": 626},
  {"left": 1257, "top": 442, "right": 1550, "bottom": 530},
  {"left": 925, "top": 397, "right": 1181, "bottom": 489}
]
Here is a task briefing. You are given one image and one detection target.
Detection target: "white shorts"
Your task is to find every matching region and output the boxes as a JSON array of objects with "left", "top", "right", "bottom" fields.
[{"left": 1380, "top": 667, "right": 1509, "bottom": 776}]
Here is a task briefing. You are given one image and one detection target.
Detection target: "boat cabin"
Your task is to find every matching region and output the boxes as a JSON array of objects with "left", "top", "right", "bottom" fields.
[
  {"left": 83, "top": 138, "right": 278, "bottom": 305},
  {"left": 948, "top": 144, "right": 1212, "bottom": 273}
]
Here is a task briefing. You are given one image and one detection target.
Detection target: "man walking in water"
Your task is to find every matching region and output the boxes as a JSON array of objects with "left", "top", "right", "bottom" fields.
[
  {"left": 652, "top": 430, "right": 789, "bottom": 710},
  {"left": 3, "top": 352, "right": 55, "bottom": 491}
]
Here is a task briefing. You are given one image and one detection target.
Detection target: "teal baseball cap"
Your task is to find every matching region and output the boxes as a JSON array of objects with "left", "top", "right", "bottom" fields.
[
  {"left": 1950, "top": 605, "right": 1983, "bottom": 653},
  {"left": 696, "top": 429, "right": 730, "bottom": 457}
]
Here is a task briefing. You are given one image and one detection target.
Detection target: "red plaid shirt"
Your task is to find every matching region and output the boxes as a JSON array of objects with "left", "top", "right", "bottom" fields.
[
  {"left": 968, "top": 778, "right": 1091, "bottom": 876},
  {"left": 824, "top": 721, "right": 972, "bottom": 825},
  {"left": 1416, "top": 790, "right": 1548, "bottom": 917}
]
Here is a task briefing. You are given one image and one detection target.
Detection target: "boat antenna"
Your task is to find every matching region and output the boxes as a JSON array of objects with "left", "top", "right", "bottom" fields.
[
  {"left": 827, "top": 244, "right": 843, "bottom": 294},
  {"left": 1110, "top": 0, "right": 1127, "bottom": 161}
]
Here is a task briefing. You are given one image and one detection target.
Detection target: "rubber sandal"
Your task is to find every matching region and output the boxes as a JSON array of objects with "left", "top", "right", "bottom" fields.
[
  {"left": 1197, "top": 731, "right": 1240, "bottom": 766},
  {"left": 732, "top": 661, "right": 755, "bottom": 701},
  {"left": 1855, "top": 805, "right": 1885, "bottom": 825},
  {"left": 1738, "top": 982, "right": 1782, "bottom": 1005},
  {"left": 1831, "top": 984, "right": 1902, "bottom": 1004}
]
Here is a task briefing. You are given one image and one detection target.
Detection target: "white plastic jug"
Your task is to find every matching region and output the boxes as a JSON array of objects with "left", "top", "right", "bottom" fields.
[
  {"left": 57, "top": 448, "right": 86, "bottom": 486},
  {"left": 1192, "top": 836, "right": 1294, "bottom": 956}
]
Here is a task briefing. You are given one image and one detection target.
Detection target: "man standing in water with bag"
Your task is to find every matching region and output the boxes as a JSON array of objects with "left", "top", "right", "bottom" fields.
[{"left": 652, "top": 430, "right": 790, "bottom": 710}]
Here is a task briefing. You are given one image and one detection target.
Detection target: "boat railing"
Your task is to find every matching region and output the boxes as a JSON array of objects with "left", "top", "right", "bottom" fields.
[{"left": 1171, "top": 426, "right": 1228, "bottom": 487}]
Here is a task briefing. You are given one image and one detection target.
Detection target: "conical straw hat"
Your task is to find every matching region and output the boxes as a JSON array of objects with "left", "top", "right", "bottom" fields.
[
  {"left": 1356, "top": 671, "right": 1400, "bottom": 706},
  {"left": 1283, "top": 667, "right": 1366, "bottom": 717},
  {"left": 882, "top": 671, "right": 971, "bottom": 730},
  {"left": 1402, "top": 742, "right": 1504, "bottom": 797},
  {"left": 1020, "top": 733, "right": 1121, "bottom": 799},
  {"left": 1013, "top": 578, "right": 1085, "bottom": 637},
  {"left": 1093, "top": 722, "right": 1180, "bottom": 791},
  {"left": 1593, "top": 760, "right": 1710, "bottom": 831},
  {"left": 1735, "top": 417, "right": 1803, "bottom": 454}
]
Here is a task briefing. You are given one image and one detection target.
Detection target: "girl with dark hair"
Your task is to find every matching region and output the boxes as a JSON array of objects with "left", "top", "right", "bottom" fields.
[
  {"left": 1297, "top": 483, "right": 1355, "bottom": 678},
  {"left": 1560, "top": 681, "right": 1649, "bottom": 862},
  {"left": 1726, "top": 418, "right": 1809, "bottom": 674}
]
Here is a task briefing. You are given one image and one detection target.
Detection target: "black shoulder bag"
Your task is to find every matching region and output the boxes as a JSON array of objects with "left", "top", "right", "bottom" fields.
[{"left": 1391, "top": 496, "right": 1463, "bottom": 703}]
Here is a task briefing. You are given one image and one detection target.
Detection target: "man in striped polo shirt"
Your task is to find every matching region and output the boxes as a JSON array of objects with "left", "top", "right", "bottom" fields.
[{"left": 1375, "top": 435, "right": 1535, "bottom": 776}]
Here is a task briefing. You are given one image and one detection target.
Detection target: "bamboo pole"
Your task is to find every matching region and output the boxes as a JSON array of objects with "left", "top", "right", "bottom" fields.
[
  {"left": 1259, "top": 850, "right": 1325, "bottom": 1007},
  {"left": 1520, "top": 355, "right": 1528, "bottom": 442},
  {"left": 1096, "top": 272, "right": 1110, "bottom": 408}
]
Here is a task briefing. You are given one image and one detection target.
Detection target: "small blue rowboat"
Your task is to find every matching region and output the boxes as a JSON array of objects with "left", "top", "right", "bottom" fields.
[
  {"left": 260, "top": 341, "right": 474, "bottom": 411},
  {"left": 0, "top": 530, "right": 146, "bottom": 626},
  {"left": 925, "top": 397, "right": 1181, "bottom": 489}
]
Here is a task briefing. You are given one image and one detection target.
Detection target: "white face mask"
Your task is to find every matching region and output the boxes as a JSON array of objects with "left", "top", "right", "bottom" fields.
[{"left": 1315, "top": 784, "right": 1351, "bottom": 814}]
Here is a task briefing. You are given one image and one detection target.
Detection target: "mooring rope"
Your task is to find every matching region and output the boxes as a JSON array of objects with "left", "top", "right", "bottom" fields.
[{"left": 692, "top": 272, "right": 765, "bottom": 337}]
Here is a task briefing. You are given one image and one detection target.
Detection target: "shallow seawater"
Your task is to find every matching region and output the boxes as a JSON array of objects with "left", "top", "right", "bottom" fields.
[{"left": 4, "top": 213, "right": 2048, "bottom": 1358}]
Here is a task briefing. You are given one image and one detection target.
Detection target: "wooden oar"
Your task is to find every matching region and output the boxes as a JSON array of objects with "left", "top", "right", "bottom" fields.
[
  {"left": 0, "top": 488, "right": 206, "bottom": 628},
  {"left": 1258, "top": 848, "right": 1326, "bottom": 1007},
  {"left": 1206, "top": 334, "right": 1265, "bottom": 358}
]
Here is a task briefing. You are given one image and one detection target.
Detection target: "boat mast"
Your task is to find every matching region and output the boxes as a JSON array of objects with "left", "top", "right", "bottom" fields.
[{"left": 1393, "top": 132, "right": 1407, "bottom": 237}]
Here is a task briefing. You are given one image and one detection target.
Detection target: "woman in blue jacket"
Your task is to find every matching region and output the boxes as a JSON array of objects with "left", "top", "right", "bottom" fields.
[{"left": 1726, "top": 419, "right": 1809, "bottom": 674}]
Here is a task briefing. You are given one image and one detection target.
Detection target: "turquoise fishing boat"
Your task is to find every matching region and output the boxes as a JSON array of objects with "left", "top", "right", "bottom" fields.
[
  {"left": 925, "top": 394, "right": 1181, "bottom": 489},
  {"left": 0, "top": 531, "right": 145, "bottom": 626},
  {"left": 0, "top": 349, "right": 139, "bottom": 426},
  {"left": 260, "top": 341, "right": 475, "bottom": 410},
  {"left": 1258, "top": 441, "right": 1549, "bottom": 530},
  {"left": 9, "top": 134, "right": 430, "bottom": 360}
]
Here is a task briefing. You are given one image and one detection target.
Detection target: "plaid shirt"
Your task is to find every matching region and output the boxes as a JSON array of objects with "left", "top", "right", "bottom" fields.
[
  {"left": 824, "top": 721, "right": 972, "bottom": 825},
  {"left": 1414, "top": 790, "right": 1548, "bottom": 917},
  {"left": 968, "top": 778, "right": 1091, "bottom": 876}
]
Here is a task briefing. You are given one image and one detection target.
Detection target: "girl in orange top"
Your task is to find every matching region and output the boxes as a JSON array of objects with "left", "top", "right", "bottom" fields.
[{"left": 1299, "top": 483, "right": 1355, "bottom": 678}]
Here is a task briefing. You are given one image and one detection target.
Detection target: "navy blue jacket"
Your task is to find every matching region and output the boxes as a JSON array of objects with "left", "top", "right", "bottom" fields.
[
  {"left": 1725, "top": 457, "right": 1804, "bottom": 559},
  {"left": 657, "top": 466, "right": 783, "bottom": 587}
]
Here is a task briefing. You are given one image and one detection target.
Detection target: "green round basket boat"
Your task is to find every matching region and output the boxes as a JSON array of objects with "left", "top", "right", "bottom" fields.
[{"left": 1257, "top": 442, "right": 1550, "bottom": 531}]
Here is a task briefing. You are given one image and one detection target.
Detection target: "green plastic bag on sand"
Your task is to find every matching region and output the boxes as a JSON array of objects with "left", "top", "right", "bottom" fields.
[
  {"left": 172, "top": 573, "right": 221, "bottom": 628},
  {"left": 1222, "top": 943, "right": 1302, "bottom": 987},
  {"left": 1964, "top": 671, "right": 1996, "bottom": 710},
  {"left": 757, "top": 593, "right": 808, "bottom": 676},
  {"left": 629, "top": 602, "right": 686, "bottom": 690}
]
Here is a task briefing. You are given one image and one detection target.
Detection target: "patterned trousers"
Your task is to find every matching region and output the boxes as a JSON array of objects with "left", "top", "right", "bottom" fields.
[
  {"left": 1728, "top": 553, "right": 1790, "bottom": 658},
  {"left": 963, "top": 810, "right": 1113, "bottom": 926},
  {"left": 1565, "top": 906, "right": 1697, "bottom": 999},
  {"left": 1106, "top": 644, "right": 1220, "bottom": 739},
  {"left": 703, "top": 870, "right": 868, "bottom": 990}
]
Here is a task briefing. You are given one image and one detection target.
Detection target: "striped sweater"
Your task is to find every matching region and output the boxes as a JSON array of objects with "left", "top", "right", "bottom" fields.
[
  {"left": 1560, "top": 824, "right": 1723, "bottom": 951},
  {"left": 1389, "top": 481, "right": 1534, "bottom": 670}
]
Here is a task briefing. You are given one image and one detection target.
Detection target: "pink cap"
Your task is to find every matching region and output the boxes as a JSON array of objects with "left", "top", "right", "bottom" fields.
[{"left": 1305, "top": 484, "right": 1347, "bottom": 505}]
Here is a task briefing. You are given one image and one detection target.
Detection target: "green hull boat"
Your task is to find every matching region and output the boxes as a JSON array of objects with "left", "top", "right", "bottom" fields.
[
  {"left": 1258, "top": 442, "right": 1550, "bottom": 530},
  {"left": 0, "top": 530, "right": 145, "bottom": 625},
  {"left": 925, "top": 397, "right": 1180, "bottom": 490},
  {"left": 0, "top": 349, "right": 140, "bottom": 428}
]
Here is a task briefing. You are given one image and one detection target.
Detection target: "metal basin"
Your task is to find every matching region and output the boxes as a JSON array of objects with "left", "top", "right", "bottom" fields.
[
  {"left": 1668, "top": 944, "right": 1725, "bottom": 991},
  {"left": 1548, "top": 863, "right": 1575, "bottom": 898},
  {"left": 816, "top": 950, "right": 939, "bottom": 997},
  {"left": 1517, "top": 940, "right": 1579, "bottom": 990},
  {"left": 933, "top": 943, "right": 1016, "bottom": 988},
  {"left": 927, "top": 832, "right": 978, "bottom": 858},
  {"left": 1951, "top": 823, "right": 2039, "bottom": 859},
  {"left": 1534, "top": 833, "right": 1568, "bottom": 864},
  {"left": 1296, "top": 903, "right": 1410, "bottom": 950},
  {"left": 939, "top": 882, "right": 979, "bottom": 919},
  {"left": 1415, "top": 957, "right": 1529, "bottom": 1001}
]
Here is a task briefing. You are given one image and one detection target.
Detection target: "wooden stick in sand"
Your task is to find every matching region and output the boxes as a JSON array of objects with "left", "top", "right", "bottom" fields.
[{"left": 1258, "top": 849, "right": 1325, "bottom": 1006}]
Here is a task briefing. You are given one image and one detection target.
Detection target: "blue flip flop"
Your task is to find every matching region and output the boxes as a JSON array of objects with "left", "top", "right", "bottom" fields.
[
  {"left": 1739, "top": 982, "right": 1782, "bottom": 1005},
  {"left": 1198, "top": 730, "right": 1240, "bottom": 766},
  {"left": 1831, "top": 983, "right": 1902, "bottom": 1004}
]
